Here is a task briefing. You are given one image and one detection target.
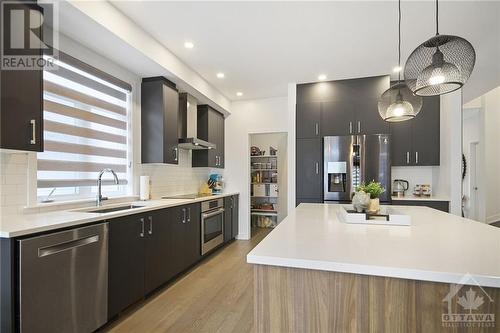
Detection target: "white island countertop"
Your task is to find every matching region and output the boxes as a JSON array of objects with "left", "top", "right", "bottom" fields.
[
  {"left": 247, "top": 203, "right": 500, "bottom": 288},
  {"left": 0, "top": 192, "right": 238, "bottom": 238}
]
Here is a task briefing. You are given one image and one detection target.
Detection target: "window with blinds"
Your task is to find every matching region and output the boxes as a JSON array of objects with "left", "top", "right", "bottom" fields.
[{"left": 37, "top": 55, "right": 131, "bottom": 201}]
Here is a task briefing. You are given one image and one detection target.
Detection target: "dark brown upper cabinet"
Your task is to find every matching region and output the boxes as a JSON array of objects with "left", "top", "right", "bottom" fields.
[
  {"left": 390, "top": 95, "right": 440, "bottom": 166},
  {"left": 141, "top": 77, "right": 179, "bottom": 164},
  {"left": 0, "top": 3, "right": 44, "bottom": 152},
  {"left": 296, "top": 101, "right": 321, "bottom": 139},
  {"left": 297, "top": 75, "right": 390, "bottom": 138},
  {"left": 192, "top": 105, "right": 225, "bottom": 168}
]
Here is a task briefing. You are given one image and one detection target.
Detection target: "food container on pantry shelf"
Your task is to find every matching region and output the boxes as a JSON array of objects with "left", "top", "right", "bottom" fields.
[
  {"left": 266, "top": 162, "right": 272, "bottom": 169},
  {"left": 253, "top": 184, "right": 266, "bottom": 197}
]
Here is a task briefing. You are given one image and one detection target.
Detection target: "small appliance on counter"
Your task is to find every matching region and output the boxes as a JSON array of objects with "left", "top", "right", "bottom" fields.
[
  {"left": 208, "top": 174, "right": 224, "bottom": 194},
  {"left": 414, "top": 184, "right": 432, "bottom": 197},
  {"left": 392, "top": 179, "right": 409, "bottom": 198}
]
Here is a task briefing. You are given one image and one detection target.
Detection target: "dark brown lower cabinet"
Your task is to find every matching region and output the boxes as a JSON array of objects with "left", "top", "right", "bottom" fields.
[
  {"left": 169, "top": 203, "right": 201, "bottom": 275},
  {"left": 296, "top": 197, "right": 324, "bottom": 206},
  {"left": 108, "top": 213, "right": 147, "bottom": 319},
  {"left": 144, "top": 209, "right": 174, "bottom": 295},
  {"left": 224, "top": 195, "right": 239, "bottom": 242},
  {"left": 392, "top": 200, "right": 450, "bottom": 213},
  {"left": 231, "top": 195, "right": 239, "bottom": 239},
  {"left": 108, "top": 203, "right": 201, "bottom": 318}
]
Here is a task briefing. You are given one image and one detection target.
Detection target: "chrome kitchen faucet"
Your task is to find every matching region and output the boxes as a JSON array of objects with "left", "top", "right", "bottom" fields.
[{"left": 97, "top": 168, "right": 119, "bottom": 206}]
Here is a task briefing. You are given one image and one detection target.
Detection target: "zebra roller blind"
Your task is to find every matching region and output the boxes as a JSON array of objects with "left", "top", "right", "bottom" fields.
[{"left": 37, "top": 55, "right": 131, "bottom": 201}]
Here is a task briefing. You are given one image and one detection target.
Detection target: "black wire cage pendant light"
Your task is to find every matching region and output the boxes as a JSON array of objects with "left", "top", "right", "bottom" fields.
[
  {"left": 404, "top": 0, "right": 476, "bottom": 96},
  {"left": 378, "top": 0, "right": 422, "bottom": 122}
]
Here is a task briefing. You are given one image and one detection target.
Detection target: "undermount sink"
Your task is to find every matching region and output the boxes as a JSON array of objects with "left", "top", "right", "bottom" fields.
[{"left": 83, "top": 204, "right": 145, "bottom": 214}]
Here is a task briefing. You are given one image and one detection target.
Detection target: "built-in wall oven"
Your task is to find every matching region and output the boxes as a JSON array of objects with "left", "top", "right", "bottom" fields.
[{"left": 201, "top": 198, "right": 225, "bottom": 255}]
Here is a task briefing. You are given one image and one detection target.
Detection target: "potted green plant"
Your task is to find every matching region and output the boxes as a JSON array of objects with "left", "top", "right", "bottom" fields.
[{"left": 356, "top": 181, "right": 385, "bottom": 213}]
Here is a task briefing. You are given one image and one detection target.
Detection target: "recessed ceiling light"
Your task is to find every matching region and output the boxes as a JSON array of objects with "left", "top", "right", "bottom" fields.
[
  {"left": 318, "top": 74, "right": 327, "bottom": 81},
  {"left": 216, "top": 72, "right": 225, "bottom": 79},
  {"left": 393, "top": 66, "right": 402, "bottom": 73},
  {"left": 236, "top": 92, "right": 243, "bottom": 97},
  {"left": 184, "top": 41, "right": 194, "bottom": 49}
]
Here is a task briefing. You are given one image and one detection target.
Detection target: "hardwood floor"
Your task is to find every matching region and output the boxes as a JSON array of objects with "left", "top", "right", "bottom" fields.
[{"left": 102, "top": 227, "right": 271, "bottom": 333}]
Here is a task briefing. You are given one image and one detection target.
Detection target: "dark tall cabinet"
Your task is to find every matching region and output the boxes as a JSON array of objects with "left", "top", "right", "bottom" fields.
[
  {"left": 193, "top": 105, "right": 225, "bottom": 168},
  {"left": 390, "top": 95, "right": 440, "bottom": 166},
  {"left": 295, "top": 76, "right": 390, "bottom": 203},
  {"left": 141, "top": 77, "right": 179, "bottom": 164},
  {"left": 296, "top": 138, "right": 323, "bottom": 203},
  {"left": 296, "top": 102, "right": 321, "bottom": 139},
  {"left": 0, "top": 4, "right": 43, "bottom": 152},
  {"left": 223, "top": 195, "right": 239, "bottom": 242}
]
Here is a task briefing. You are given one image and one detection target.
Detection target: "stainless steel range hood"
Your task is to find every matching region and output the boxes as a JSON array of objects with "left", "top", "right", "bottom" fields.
[
  {"left": 178, "top": 137, "right": 215, "bottom": 150},
  {"left": 178, "top": 93, "right": 216, "bottom": 150}
]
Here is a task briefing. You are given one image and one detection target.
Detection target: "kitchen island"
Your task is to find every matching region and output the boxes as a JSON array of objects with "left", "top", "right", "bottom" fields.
[{"left": 247, "top": 203, "right": 500, "bottom": 332}]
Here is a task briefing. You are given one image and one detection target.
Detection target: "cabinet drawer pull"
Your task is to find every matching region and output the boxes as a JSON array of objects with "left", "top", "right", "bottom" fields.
[
  {"left": 406, "top": 152, "right": 410, "bottom": 164},
  {"left": 148, "top": 216, "right": 153, "bottom": 235},
  {"left": 415, "top": 151, "right": 419, "bottom": 164},
  {"left": 357, "top": 121, "right": 361, "bottom": 133},
  {"left": 182, "top": 208, "right": 186, "bottom": 223},
  {"left": 315, "top": 123, "right": 319, "bottom": 136},
  {"left": 349, "top": 122, "right": 353, "bottom": 134},
  {"left": 140, "top": 218, "right": 145, "bottom": 238},
  {"left": 173, "top": 147, "right": 178, "bottom": 161},
  {"left": 315, "top": 162, "right": 319, "bottom": 175},
  {"left": 30, "top": 119, "right": 36, "bottom": 145},
  {"left": 187, "top": 208, "right": 191, "bottom": 222}
]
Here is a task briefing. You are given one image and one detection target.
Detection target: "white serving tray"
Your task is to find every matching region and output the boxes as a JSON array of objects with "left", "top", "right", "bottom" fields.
[{"left": 338, "top": 205, "right": 411, "bottom": 226}]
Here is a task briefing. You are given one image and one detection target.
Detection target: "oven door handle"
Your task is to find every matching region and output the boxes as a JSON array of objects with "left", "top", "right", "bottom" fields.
[{"left": 202, "top": 208, "right": 225, "bottom": 219}]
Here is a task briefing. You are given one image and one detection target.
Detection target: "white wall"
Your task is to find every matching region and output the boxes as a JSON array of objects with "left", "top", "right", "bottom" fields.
[
  {"left": 391, "top": 166, "right": 441, "bottom": 196},
  {"left": 439, "top": 91, "right": 463, "bottom": 216},
  {"left": 462, "top": 108, "right": 481, "bottom": 219},
  {"left": 225, "top": 96, "right": 289, "bottom": 239},
  {"left": 482, "top": 87, "right": 500, "bottom": 223}
]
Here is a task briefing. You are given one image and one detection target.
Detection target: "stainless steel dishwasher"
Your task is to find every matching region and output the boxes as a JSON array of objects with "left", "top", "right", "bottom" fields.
[{"left": 18, "top": 222, "right": 108, "bottom": 333}]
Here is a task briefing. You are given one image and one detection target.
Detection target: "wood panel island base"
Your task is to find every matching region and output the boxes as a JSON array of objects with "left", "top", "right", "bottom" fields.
[
  {"left": 254, "top": 265, "right": 500, "bottom": 332},
  {"left": 248, "top": 204, "right": 500, "bottom": 332}
]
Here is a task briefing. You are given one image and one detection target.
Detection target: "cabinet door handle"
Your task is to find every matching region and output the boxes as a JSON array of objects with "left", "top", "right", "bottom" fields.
[
  {"left": 406, "top": 152, "right": 410, "bottom": 164},
  {"left": 357, "top": 121, "right": 361, "bottom": 134},
  {"left": 139, "top": 218, "right": 145, "bottom": 238},
  {"left": 415, "top": 151, "right": 419, "bottom": 164},
  {"left": 182, "top": 208, "right": 186, "bottom": 223},
  {"left": 173, "top": 147, "right": 178, "bottom": 161},
  {"left": 30, "top": 119, "right": 36, "bottom": 145},
  {"left": 187, "top": 208, "right": 191, "bottom": 222},
  {"left": 315, "top": 162, "right": 319, "bottom": 174},
  {"left": 315, "top": 123, "right": 319, "bottom": 136},
  {"left": 349, "top": 122, "right": 353, "bottom": 134},
  {"left": 148, "top": 216, "right": 153, "bottom": 235}
]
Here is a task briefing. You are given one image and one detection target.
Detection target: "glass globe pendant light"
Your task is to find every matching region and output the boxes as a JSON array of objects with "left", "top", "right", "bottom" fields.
[
  {"left": 378, "top": 0, "right": 422, "bottom": 122},
  {"left": 404, "top": 0, "right": 476, "bottom": 96}
]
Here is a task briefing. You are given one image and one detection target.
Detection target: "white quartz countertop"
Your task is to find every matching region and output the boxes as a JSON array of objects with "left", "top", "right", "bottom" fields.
[
  {"left": 391, "top": 195, "right": 450, "bottom": 201},
  {"left": 0, "top": 192, "right": 238, "bottom": 238},
  {"left": 247, "top": 203, "right": 500, "bottom": 288}
]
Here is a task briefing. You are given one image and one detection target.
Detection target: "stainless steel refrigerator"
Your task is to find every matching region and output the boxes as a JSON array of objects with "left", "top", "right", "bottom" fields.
[{"left": 323, "top": 135, "right": 391, "bottom": 203}]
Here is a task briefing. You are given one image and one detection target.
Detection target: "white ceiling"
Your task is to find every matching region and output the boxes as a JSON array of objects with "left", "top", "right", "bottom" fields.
[{"left": 105, "top": 1, "right": 499, "bottom": 102}]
